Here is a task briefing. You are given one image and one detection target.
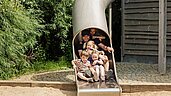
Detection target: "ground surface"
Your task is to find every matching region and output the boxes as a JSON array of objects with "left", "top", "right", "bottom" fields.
[
  {"left": 0, "top": 86, "right": 171, "bottom": 96},
  {"left": 11, "top": 63, "right": 171, "bottom": 83},
  {"left": 0, "top": 86, "right": 76, "bottom": 96},
  {"left": 1, "top": 63, "right": 171, "bottom": 96}
]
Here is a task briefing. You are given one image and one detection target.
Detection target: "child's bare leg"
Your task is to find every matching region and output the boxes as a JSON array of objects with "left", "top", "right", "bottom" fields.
[
  {"left": 95, "top": 65, "right": 100, "bottom": 81},
  {"left": 104, "top": 61, "right": 109, "bottom": 71},
  {"left": 90, "top": 67, "right": 98, "bottom": 81},
  {"left": 77, "top": 72, "right": 89, "bottom": 81},
  {"left": 99, "top": 65, "right": 105, "bottom": 81},
  {"left": 103, "top": 55, "right": 109, "bottom": 71}
]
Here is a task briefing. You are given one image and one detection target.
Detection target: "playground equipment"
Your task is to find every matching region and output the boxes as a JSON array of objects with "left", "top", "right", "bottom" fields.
[{"left": 72, "top": 0, "right": 122, "bottom": 96}]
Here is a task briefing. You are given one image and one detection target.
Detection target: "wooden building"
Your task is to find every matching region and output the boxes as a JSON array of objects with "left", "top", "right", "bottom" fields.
[{"left": 121, "top": 0, "right": 170, "bottom": 74}]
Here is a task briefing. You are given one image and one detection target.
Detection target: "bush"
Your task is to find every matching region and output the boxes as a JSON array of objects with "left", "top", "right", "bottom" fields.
[
  {"left": 21, "top": 0, "right": 74, "bottom": 61},
  {"left": 0, "top": 0, "right": 41, "bottom": 79}
]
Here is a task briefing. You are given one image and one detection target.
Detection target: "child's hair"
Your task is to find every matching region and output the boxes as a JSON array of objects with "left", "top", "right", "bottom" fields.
[
  {"left": 80, "top": 50, "right": 89, "bottom": 57},
  {"left": 98, "top": 51, "right": 105, "bottom": 55},
  {"left": 87, "top": 40, "right": 98, "bottom": 49},
  {"left": 92, "top": 51, "right": 99, "bottom": 56},
  {"left": 92, "top": 51, "right": 99, "bottom": 60}
]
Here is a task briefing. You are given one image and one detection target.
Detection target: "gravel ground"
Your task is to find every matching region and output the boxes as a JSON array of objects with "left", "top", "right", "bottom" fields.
[
  {"left": 12, "top": 63, "right": 171, "bottom": 84},
  {"left": 122, "top": 91, "right": 171, "bottom": 96}
]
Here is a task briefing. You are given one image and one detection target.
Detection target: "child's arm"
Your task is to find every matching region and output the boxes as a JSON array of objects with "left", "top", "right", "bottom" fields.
[
  {"left": 97, "top": 59, "right": 103, "bottom": 65},
  {"left": 71, "top": 60, "right": 77, "bottom": 68},
  {"left": 92, "top": 60, "right": 98, "bottom": 65},
  {"left": 72, "top": 59, "right": 81, "bottom": 68}
]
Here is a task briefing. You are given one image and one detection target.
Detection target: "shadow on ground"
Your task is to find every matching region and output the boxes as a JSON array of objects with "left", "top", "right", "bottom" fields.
[{"left": 31, "top": 70, "right": 75, "bottom": 83}]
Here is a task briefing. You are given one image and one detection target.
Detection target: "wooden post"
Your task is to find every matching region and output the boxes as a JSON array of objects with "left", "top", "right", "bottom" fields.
[
  {"left": 158, "top": 0, "right": 167, "bottom": 74},
  {"left": 121, "top": 0, "right": 125, "bottom": 62}
]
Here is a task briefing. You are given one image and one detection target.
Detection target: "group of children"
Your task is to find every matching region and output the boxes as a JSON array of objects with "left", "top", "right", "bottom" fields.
[{"left": 72, "top": 28, "right": 114, "bottom": 83}]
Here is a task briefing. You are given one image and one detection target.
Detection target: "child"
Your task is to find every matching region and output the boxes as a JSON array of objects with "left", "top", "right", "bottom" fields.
[
  {"left": 98, "top": 51, "right": 110, "bottom": 72},
  {"left": 86, "top": 40, "right": 98, "bottom": 56},
  {"left": 72, "top": 51, "right": 96, "bottom": 83},
  {"left": 86, "top": 40, "right": 110, "bottom": 72},
  {"left": 91, "top": 52, "right": 105, "bottom": 82},
  {"left": 86, "top": 40, "right": 112, "bottom": 80}
]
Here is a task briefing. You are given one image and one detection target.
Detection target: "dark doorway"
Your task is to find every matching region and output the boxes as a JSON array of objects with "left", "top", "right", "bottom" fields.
[{"left": 112, "top": 0, "right": 121, "bottom": 62}]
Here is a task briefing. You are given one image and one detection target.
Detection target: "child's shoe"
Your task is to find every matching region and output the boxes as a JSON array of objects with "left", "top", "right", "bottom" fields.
[{"left": 87, "top": 78, "right": 94, "bottom": 83}]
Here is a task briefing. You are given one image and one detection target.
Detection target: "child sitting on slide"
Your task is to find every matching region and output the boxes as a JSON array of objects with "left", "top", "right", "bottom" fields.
[{"left": 72, "top": 51, "right": 97, "bottom": 83}]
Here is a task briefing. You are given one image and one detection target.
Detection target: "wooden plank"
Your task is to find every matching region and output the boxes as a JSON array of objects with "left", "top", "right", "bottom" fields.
[
  {"left": 167, "top": 33, "right": 171, "bottom": 36},
  {"left": 158, "top": 0, "right": 167, "bottom": 74},
  {"left": 125, "top": 43, "right": 158, "bottom": 48},
  {"left": 125, "top": 8, "right": 159, "bottom": 14},
  {"left": 167, "top": 13, "right": 171, "bottom": 19},
  {"left": 167, "top": 48, "right": 171, "bottom": 52},
  {"left": 167, "top": 2, "right": 171, "bottom": 7},
  {"left": 124, "top": 50, "right": 158, "bottom": 56},
  {"left": 125, "top": 31, "right": 158, "bottom": 35},
  {"left": 125, "top": 2, "right": 159, "bottom": 9},
  {"left": 167, "top": 26, "right": 171, "bottom": 33},
  {"left": 125, "top": 44, "right": 158, "bottom": 50},
  {"left": 167, "top": 39, "right": 171, "bottom": 43},
  {"left": 125, "top": 13, "right": 159, "bottom": 20},
  {"left": 125, "top": 18, "right": 158, "bottom": 21},
  {"left": 167, "top": 36, "right": 171, "bottom": 40},
  {"left": 125, "top": 35, "right": 158, "bottom": 39},
  {"left": 125, "top": 39, "right": 171, "bottom": 46},
  {"left": 167, "top": 21, "right": 171, "bottom": 25},
  {"left": 125, "top": 0, "right": 158, "bottom": 3},
  {"left": 167, "top": 52, "right": 171, "bottom": 57},
  {"left": 167, "top": 8, "right": 171, "bottom": 12},
  {"left": 125, "top": 20, "right": 158, "bottom": 26},
  {"left": 125, "top": 47, "right": 158, "bottom": 51},
  {"left": 125, "top": 25, "right": 158, "bottom": 32},
  {"left": 124, "top": 50, "right": 171, "bottom": 56},
  {"left": 125, "top": 39, "right": 158, "bottom": 45}
]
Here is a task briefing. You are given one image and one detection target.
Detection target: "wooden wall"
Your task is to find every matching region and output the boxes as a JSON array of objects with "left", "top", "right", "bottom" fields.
[
  {"left": 167, "top": 0, "right": 171, "bottom": 63},
  {"left": 122, "top": 0, "right": 171, "bottom": 63}
]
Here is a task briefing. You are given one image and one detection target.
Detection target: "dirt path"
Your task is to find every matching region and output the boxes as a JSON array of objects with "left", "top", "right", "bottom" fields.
[
  {"left": 0, "top": 86, "right": 76, "bottom": 96},
  {"left": 1, "top": 86, "right": 171, "bottom": 96}
]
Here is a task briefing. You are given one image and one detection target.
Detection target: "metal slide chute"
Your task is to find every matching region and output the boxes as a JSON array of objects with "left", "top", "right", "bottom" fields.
[{"left": 72, "top": 0, "right": 122, "bottom": 96}]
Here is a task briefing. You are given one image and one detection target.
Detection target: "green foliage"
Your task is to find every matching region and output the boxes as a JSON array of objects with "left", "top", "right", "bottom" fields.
[
  {"left": 30, "top": 58, "right": 71, "bottom": 73},
  {"left": 21, "top": 0, "right": 74, "bottom": 61},
  {"left": 54, "top": 0, "right": 74, "bottom": 61},
  {"left": 0, "top": 0, "right": 41, "bottom": 79},
  {"left": 54, "top": 0, "right": 73, "bottom": 50}
]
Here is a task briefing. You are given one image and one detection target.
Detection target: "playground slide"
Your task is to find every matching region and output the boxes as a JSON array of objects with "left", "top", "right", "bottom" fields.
[{"left": 72, "top": 0, "right": 122, "bottom": 96}]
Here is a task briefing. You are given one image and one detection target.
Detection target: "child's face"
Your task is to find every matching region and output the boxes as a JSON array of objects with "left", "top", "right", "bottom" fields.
[
  {"left": 86, "top": 42, "right": 94, "bottom": 49},
  {"left": 81, "top": 55, "right": 88, "bottom": 63},
  {"left": 90, "top": 29, "right": 96, "bottom": 35},
  {"left": 92, "top": 53, "right": 98, "bottom": 61},
  {"left": 82, "top": 35, "right": 90, "bottom": 42}
]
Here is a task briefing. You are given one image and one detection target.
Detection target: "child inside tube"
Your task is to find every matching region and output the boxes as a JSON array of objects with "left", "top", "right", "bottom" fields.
[
  {"left": 86, "top": 40, "right": 106, "bottom": 81},
  {"left": 91, "top": 52, "right": 105, "bottom": 81},
  {"left": 86, "top": 40, "right": 110, "bottom": 72},
  {"left": 72, "top": 51, "right": 96, "bottom": 83}
]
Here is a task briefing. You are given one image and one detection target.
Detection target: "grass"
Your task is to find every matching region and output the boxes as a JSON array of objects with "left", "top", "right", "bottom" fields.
[
  {"left": 29, "top": 60, "right": 72, "bottom": 73},
  {"left": 6, "top": 57, "right": 73, "bottom": 80}
]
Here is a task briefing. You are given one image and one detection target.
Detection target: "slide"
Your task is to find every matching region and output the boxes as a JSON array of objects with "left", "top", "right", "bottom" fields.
[{"left": 72, "top": 0, "right": 122, "bottom": 96}]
